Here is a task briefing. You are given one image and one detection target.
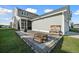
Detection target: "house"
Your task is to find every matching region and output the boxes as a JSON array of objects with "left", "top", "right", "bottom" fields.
[
  {"left": 73, "top": 24, "right": 79, "bottom": 28},
  {"left": 73, "top": 24, "right": 79, "bottom": 31},
  {"left": 12, "top": 8, "right": 39, "bottom": 31},
  {"left": 0, "top": 25, "right": 10, "bottom": 28},
  {"left": 10, "top": 22, "right": 13, "bottom": 28},
  {"left": 31, "top": 6, "right": 72, "bottom": 35},
  {"left": 12, "top": 6, "right": 72, "bottom": 35}
]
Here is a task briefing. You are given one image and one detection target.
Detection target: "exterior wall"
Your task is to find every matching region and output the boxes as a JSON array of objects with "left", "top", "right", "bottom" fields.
[
  {"left": 63, "top": 10, "right": 71, "bottom": 34},
  {"left": 10, "top": 22, "right": 12, "bottom": 28},
  {"left": 12, "top": 17, "right": 18, "bottom": 29},
  {"left": 64, "top": 15, "right": 70, "bottom": 34},
  {"left": 32, "top": 6, "right": 71, "bottom": 35},
  {"left": 16, "top": 8, "right": 38, "bottom": 19},
  {"left": 12, "top": 6, "right": 71, "bottom": 34},
  {"left": 12, "top": 8, "right": 38, "bottom": 31},
  {"left": 32, "top": 14, "right": 64, "bottom": 34}
]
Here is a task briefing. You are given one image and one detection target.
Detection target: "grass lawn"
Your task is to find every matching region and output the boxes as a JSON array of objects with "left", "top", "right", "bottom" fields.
[
  {"left": 51, "top": 36, "right": 79, "bottom": 53},
  {"left": 0, "top": 28, "right": 79, "bottom": 53},
  {"left": 0, "top": 28, "right": 33, "bottom": 53}
]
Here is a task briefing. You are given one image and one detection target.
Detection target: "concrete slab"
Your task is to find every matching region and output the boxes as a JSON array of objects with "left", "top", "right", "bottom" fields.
[
  {"left": 16, "top": 31, "right": 62, "bottom": 53},
  {"left": 66, "top": 31, "right": 79, "bottom": 39},
  {"left": 69, "top": 35, "right": 79, "bottom": 39}
]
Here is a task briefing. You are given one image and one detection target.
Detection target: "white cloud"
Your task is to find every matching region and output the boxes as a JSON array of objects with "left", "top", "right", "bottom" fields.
[
  {"left": 74, "top": 10, "right": 79, "bottom": 15},
  {"left": 0, "top": 7, "right": 12, "bottom": 25},
  {"left": 44, "top": 9, "right": 53, "bottom": 13},
  {"left": 0, "top": 7, "right": 12, "bottom": 14},
  {"left": 25, "top": 8, "right": 37, "bottom": 13},
  {"left": 0, "top": 17, "right": 12, "bottom": 25}
]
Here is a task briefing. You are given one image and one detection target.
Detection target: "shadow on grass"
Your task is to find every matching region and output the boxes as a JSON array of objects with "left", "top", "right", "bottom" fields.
[{"left": 51, "top": 37, "right": 69, "bottom": 53}]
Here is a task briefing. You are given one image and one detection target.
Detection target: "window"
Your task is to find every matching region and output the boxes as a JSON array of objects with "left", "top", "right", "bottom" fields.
[
  {"left": 21, "top": 19, "right": 26, "bottom": 29},
  {"left": 22, "top": 11, "right": 24, "bottom": 15},
  {"left": 22, "top": 11, "right": 26, "bottom": 16}
]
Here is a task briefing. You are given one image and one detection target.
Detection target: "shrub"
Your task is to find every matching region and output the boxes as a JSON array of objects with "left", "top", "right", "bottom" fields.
[{"left": 70, "top": 28, "right": 79, "bottom": 32}]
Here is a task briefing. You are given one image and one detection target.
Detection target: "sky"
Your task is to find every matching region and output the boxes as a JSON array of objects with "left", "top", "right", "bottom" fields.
[{"left": 0, "top": 5, "right": 79, "bottom": 25}]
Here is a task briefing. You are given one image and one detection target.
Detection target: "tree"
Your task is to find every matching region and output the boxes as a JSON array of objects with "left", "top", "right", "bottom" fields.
[{"left": 0, "top": 25, "right": 3, "bottom": 28}]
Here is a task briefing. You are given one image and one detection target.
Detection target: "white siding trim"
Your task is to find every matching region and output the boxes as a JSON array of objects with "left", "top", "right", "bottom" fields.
[
  {"left": 62, "top": 13, "right": 65, "bottom": 35},
  {"left": 31, "top": 10, "right": 67, "bottom": 21},
  {"left": 20, "top": 17, "right": 28, "bottom": 20},
  {"left": 32, "top": 29, "right": 49, "bottom": 33},
  {"left": 20, "top": 19, "right": 22, "bottom": 31}
]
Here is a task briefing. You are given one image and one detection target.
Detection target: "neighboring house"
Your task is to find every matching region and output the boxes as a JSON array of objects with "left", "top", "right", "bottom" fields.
[
  {"left": 10, "top": 22, "right": 13, "bottom": 28},
  {"left": 73, "top": 24, "right": 79, "bottom": 31},
  {"left": 0, "top": 25, "right": 10, "bottom": 28},
  {"left": 73, "top": 24, "right": 79, "bottom": 28},
  {"left": 12, "top": 8, "right": 39, "bottom": 31},
  {"left": 0, "top": 25, "right": 3, "bottom": 28},
  {"left": 31, "top": 6, "right": 72, "bottom": 35},
  {"left": 12, "top": 6, "right": 72, "bottom": 35}
]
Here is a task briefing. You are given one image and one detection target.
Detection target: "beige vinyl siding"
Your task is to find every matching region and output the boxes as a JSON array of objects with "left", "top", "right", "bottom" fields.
[{"left": 32, "top": 14, "right": 63, "bottom": 33}]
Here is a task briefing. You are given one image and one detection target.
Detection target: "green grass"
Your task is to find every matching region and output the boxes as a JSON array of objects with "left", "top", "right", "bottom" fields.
[
  {"left": 0, "top": 28, "right": 79, "bottom": 53},
  {"left": 51, "top": 36, "right": 79, "bottom": 53},
  {"left": 0, "top": 28, "right": 33, "bottom": 53}
]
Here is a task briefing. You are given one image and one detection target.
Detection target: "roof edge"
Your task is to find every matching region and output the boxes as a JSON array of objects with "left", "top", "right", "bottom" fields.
[
  {"left": 31, "top": 6, "right": 70, "bottom": 21},
  {"left": 14, "top": 7, "right": 39, "bottom": 16}
]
